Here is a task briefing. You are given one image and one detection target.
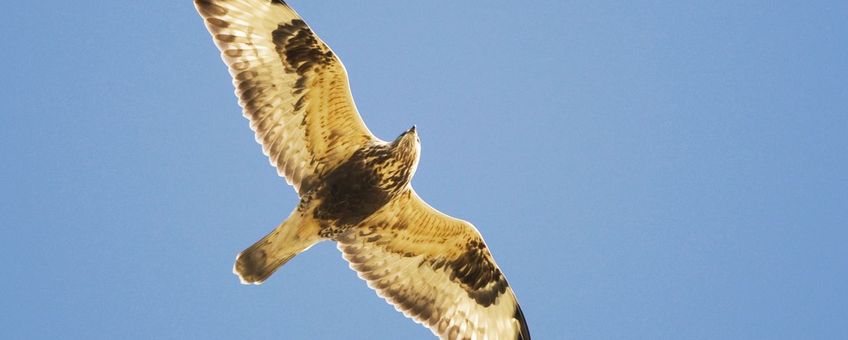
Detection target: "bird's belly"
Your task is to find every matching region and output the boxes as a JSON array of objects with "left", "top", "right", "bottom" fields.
[{"left": 312, "top": 164, "right": 393, "bottom": 228}]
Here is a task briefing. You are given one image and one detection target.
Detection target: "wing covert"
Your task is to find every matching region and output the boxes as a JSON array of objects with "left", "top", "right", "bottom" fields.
[
  {"left": 337, "top": 189, "right": 530, "bottom": 340},
  {"left": 195, "top": 0, "right": 377, "bottom": 194}
]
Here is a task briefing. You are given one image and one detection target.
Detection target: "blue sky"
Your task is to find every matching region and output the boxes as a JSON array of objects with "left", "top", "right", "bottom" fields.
[{"left": 2, "top": 1, "right": 846, "bottom": 339}]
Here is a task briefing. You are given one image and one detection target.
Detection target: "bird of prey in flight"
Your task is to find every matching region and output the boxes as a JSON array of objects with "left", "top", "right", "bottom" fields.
[{"left": 194, "top": 1, "right": 530, "bottom": 339}]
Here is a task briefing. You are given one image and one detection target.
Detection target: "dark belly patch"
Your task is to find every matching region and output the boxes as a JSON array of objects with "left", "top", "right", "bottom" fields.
[{"left": 313, "top": 155, "right": 391, "bottom": 227}]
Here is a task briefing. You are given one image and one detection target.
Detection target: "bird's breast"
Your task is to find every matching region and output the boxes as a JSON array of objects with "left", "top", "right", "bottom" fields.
[{"left": 309, "top": 144, "right": 416, "bottom": 229}]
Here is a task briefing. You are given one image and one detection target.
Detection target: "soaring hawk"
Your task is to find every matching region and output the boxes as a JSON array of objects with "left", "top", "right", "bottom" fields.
[{"left": 195, "top": 1, "right": 530, "bottom": 339}]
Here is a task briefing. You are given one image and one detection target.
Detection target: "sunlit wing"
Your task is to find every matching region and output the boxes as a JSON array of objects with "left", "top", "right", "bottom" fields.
[
  {"left": 195, "top": 0, "right": 377, "bottom": 194},
  {"left": 337, "top": 189, "right": 530, "bottom": 340}
]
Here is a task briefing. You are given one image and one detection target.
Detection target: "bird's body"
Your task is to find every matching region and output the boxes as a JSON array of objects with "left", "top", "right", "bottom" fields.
[
  {"left": 195, "top": 1, "right": 530, "bottom": 339},
  {"left": 235, "top": 131, "right": 420, "bottom": 282}
]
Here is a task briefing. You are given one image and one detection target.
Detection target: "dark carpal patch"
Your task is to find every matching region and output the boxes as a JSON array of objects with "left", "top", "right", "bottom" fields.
[
  {"left": 272, "top": 19, "right": 334, "bottom": 75},
  {"left": 445, "top": 240, "right": 509, "bottom": 306}
]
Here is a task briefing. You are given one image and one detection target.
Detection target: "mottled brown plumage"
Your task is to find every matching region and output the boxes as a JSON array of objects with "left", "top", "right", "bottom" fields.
[{"left": 195, "top": 1, "right": 529, "bottom": 339}]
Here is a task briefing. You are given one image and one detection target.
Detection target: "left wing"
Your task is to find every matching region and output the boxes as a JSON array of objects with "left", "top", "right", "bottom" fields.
[
  {"left": 195, "top": 0, "right": 379, "bottom": 194},
  {"left": 337, "top": 189, "right": 530, "bottom": 340}
]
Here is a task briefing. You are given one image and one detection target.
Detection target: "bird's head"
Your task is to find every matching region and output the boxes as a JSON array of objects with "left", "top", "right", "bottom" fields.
[
  {"left": 391, "top": 125, "right": 421, "bottom": 177},
  {"left": 394, "top": 125, "right": 420, "bottom": 151}
]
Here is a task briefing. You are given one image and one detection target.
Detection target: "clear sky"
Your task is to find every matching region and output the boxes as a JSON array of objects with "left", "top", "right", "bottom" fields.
[{"left": 2, "top": 1, "right": 847, "bottom": 339}]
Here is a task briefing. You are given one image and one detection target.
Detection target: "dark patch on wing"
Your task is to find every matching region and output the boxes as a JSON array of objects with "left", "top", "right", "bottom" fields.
[
  {"left": 272, "top": 19, "right": 335, "bottom": 75},
  {"left": 268, "top": 19, "right": 342, "bottom": 195},
  {"left": 444, "top": 240, "right": 510, "bottom": 307}
]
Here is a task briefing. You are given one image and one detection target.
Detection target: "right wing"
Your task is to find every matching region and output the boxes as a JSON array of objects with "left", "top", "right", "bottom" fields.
[
  {"left": 337, "top": 189, "right": 530, "bottom": 340},
  {"left": 195, "top": 0, "right": 379, "bottom": 194}
]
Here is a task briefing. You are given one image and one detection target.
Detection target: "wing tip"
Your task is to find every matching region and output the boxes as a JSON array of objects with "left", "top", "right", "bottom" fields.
[{"left": 513, "top": 303, "right": 531, "bottom": 340}]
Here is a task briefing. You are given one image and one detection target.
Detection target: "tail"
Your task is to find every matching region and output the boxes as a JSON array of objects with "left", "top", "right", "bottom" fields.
[{"left": 233, "top": 213, "right": 322, "bottom": 284}]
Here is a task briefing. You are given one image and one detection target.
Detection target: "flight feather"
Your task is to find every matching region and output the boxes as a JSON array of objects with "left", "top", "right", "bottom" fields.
[
  {"left": 196, "top": 0, "right": 376, "bottom": 194},
  {"left": 339, "top": 190, "right": 530, "bottom": 340}
]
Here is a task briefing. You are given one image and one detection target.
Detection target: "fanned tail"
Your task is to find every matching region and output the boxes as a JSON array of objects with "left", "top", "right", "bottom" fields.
[{"left": 233, "top": 213, "right": 322, "bottom": 284}]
